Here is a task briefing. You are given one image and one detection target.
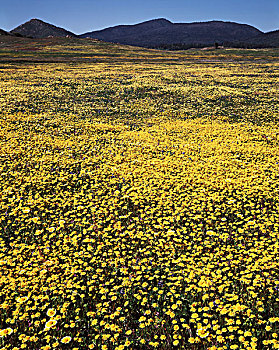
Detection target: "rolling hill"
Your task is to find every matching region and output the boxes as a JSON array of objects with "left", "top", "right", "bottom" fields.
[
  {"left": 79, "top": 18, "right": 263, "bottom": 48},
  {"left": 244, "top": 30, "right": 279, "bottom": 48}
]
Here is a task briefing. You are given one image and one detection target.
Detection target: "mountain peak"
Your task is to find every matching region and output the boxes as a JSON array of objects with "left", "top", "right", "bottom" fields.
[
  {"left": 134, "top": 18, "right": 173, "bottom": 28},
  {"left": 30, "top": 18, "right": 43, "bottom": 22},
  {"left": 11, "top": 18, "right": 76, "bottom": 38},
  {"left": 143, "top": 18, "right": 172, "bottom": 24}
]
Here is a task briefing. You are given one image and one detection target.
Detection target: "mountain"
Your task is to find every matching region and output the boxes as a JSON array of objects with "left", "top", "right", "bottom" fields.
[
  {"left": 243, "top": 30, "right": 279, "bottom": 48},
  {"left": 8, "top": 18, "right": 279, "bottom": 48},
  {"left": 10, "top": 19, "right": 77, "bottom": 39},
  {"left": 79, "top": 18, "right": 263, "bottom": 48},
  {"left": 81, "top": 18, "right": 172, "bottom": 39},
  {"left": 0, "top": 29, "right": 26, "bottom": 37},
  {"left": 0, "top": 29, "right": 10, "bottom": 35}
]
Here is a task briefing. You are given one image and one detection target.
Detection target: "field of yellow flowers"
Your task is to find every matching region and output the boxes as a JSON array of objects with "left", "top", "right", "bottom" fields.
[{"left": 0, "top": 39, "right": 279, "bottom": 350}]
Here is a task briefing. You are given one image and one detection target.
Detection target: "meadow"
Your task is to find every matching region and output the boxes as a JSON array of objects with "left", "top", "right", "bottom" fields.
[{"left": 0, "top": 38, "right": 279, "bottom": 350}]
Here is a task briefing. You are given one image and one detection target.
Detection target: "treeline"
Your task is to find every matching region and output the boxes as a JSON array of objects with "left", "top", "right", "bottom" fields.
[
  {"left": 152, "top": 42, "right": 278, "bottom": 50},
  {"left": 224, "top": 41, "right": 278, "bottom": 49},
  {"left": 151, "top": 43, "right": 209, "bottom": 50}
]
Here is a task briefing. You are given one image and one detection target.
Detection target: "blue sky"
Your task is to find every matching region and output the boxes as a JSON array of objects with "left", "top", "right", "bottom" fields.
[{"left": 1, "top": 0, "right": 279, "bottom": 34}]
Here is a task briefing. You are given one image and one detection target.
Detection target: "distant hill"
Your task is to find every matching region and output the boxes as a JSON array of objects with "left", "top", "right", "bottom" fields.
[
  {"left": 243, "top": 30, "right": 279, "bottom": 48},
  {"left": 79, "top": 18, "right": 263, "bottom": 48},
  {"left": 0, "top": 29, "right": 26, "bottom": 38},
  {"left": 10, "top": 19, "right": 77, "bottom": 39},
  {"left": 0, "top": 29, "right": 10, "bottom": 36}
]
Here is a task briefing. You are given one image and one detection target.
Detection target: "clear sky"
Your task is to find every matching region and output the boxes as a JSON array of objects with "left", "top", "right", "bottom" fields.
[{"left": 1, "top": 0, "right": 279, "bottom": 34}]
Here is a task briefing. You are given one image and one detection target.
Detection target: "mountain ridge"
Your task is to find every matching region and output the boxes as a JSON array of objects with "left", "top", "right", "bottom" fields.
[
  {"left": 79, "top": 19, "right": 263, "bottom": 48},
  {"left": 8, "top": 18, "right": 279, "bottom": 48}
]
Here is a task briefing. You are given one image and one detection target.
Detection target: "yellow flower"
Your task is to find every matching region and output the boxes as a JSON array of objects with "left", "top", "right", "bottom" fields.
[
  {"left": 0, "top": 328, "right": 13, "bottom": 337},
  {"left": 197, "top": 328, "right": 209, "bottom": 338},
  {"left": 244, "top": 331, "right": 252, "bottom": 337},
  {"left": 2, "top": 43, "right": 279, "bottom": 350},
  {"left": 46, "top": 309, "right": 56, "bottom": 317},
  {"left": 16, "top": 296, "right": 28, "bottom": 304},
  {"left": 45, "top": 319, "right": 57, "bottom": 329},
  {"left": 217, "top": 335, "right": 225, "bottom": 343},
  {"left": 61, "top": 336, "right": 71, "bottom": 344}
]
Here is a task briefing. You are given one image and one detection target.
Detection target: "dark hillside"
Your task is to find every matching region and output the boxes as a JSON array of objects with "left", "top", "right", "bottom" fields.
[
  {"left": 11, "top": 19, "right": 77, "bottom": 38},
  {"left": 0, "top": 29, "right": 10, "bottom": 35},
  {"left": 244, "top": 30, "right": 279, "bottom": 48},
  {"left": 80, "top": 19, "right": 262, "bottom": 48}
]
